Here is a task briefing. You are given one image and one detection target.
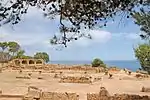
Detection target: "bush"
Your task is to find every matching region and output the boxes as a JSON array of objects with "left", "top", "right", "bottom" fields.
[
  {"left": 101, "top": 64, "right": 106, "bottom": 68},
  {"left": 92, "top": 58, "right": 106, "bottom": 67}
]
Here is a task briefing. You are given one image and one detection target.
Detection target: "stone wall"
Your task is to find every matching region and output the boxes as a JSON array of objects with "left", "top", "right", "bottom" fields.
[
  {"left": 59, "top": 76, "right": 92, "bottom": 84},
  {"left": 23, "top": 86, "right": 79, "bottom": 100},
  {"left": 108, "top": 67, "right": 121, "bottom": 73},
  {"left": 46, "top": 65, "right": 106, "bottom": 73},
  {"left": 8, "top": 59, "right": 44, "bottom": 67},
  {"left": 1, "top": 87, "right": 150, "bottom": 100},
  {"left": 87, "top": 87, "right": 150, "bottom": 100},
  {"left": 0, "top": 90, "right": 23, "bottom": 100},
  {"left": 40, "top": 92, "right": 79, "bottom": 100}
]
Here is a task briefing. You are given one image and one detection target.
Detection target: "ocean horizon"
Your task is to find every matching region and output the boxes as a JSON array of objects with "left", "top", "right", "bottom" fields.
[{"left": 49, "top": 60, "right": 141, "bottom": 71}]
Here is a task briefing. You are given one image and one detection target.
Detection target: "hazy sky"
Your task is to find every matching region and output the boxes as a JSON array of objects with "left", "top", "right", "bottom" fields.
[{"left": 0, "top": 8, "right": 144, "bottom": 61}]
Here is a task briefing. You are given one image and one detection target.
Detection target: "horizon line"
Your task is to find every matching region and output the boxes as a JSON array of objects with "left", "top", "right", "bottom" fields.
[{"left": 50, "top": 60, "right": 138, "bottom": 62}]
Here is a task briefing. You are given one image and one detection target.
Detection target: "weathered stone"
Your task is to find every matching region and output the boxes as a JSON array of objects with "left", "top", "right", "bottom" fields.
[
  {"left": 87, "top": 87, "right": 150, "bottom": 100},
  {"left": 59, "top": 76, "right": 92, "bottom": 84},
  {"left": 99, "top": 87, "right": 110, "bottom": 97},
  {"left": 108, "top": 74, "right": 113, "bottom": 79},
  {"left": 0, "top": 90, "right": 2, "bottom": 94},
  {"left": 141, "top": 87, "right": 150, "bottom": 92},
  {"left": 40, "top": 92, "right": 79, "bottom": 100},
  {"left": 16, "top": 76, "right": 31, "bottom": 79},
  {"left": 135, "top": 73, "right": 149, "bottom": 79},
  {"left": 28, "top": 73, "right": 32, "bottom": 77},
  {"left": 38, "top": 77, "right": 43, "bottom": 79}
]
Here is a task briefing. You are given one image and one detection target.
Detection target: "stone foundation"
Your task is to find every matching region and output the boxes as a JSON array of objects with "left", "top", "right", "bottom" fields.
[
  {"left": 135, "top": 73, "right": 149, "bottom": 79},
  {"left": 46, "top": 65, "right": 106, "bottom": 73},
  {"left": 40, "top": 92, "right": 79, "bottom": 100},
  {"left": 141, "top": 87, "right": 150, "bottom": 92},
  {"left": 59, "top": 76, "right": 92, "bottom": 84},
  {"left": 87, "top": 87, "right": 150, "bottom": 100},
  {"left": 1, "top": 87, "right": 150, "bottom": 100},
  {"left": 23, "top": 86, "right": 79, "bottom": 100}
]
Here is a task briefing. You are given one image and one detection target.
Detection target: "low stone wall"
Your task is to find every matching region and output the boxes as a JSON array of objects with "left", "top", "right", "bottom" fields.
[
  {"left": 108, "top": 67, "right": 121, "bottom": 73},
  {"left": 59, "top": 76, "right": 92, "bottom": 84},
  {"left": 23, "top": 86, "right": 79, "bottom": 100},
  {"left": 93, "top": 77, "right": 102, "bottom": 82},
  {"left": 56, "top": 66, "right": 105, "bottom": 73},
  {"left": 87, "top": 87, "right": 150, "bottom": 100},
  {"left": 45, "top": 64, "right": 106, "bottom": 73},
  {"left": 0, "top": 94, "right": 23, "bottom": 98},
  {"left": 87, "top": 93, "right": 99, "bottom": 100},
  {"left": 5, "top": 63, "right": 108, "bottom": 73},
  {"left": 87, "top": 93, "right": 150, "bottom": 100},
  {"left": 0, "top": 93, "right": 23, "bottom": 100},
  {"left": 40, "top": 92, "right": 79, "bottom": 100},
  {"left": 135, "top": 73, "right": 149, "bottom": 78}
]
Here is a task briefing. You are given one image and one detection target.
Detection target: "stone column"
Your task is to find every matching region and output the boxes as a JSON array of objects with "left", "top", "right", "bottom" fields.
[{"left": 27, "top": 59, "right": 29, "bottom": 66}]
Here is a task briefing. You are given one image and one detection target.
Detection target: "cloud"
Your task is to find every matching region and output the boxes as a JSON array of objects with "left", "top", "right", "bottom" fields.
[
  {"left": 71, "top": 30, "right": 112, "bottom": 47},
  {"left": 0, "top": 6, "right": 59, "bottom": 47},
  {"left": 0, "top": 23, "right": 54, "bottom": 45},
  {"left": 91, "top": 30, "right": 111, "bottom": 42},
  {"left": 112, "top": 32, "right": 141, "bottom": 40},
  {"left": 0, "top": 8, "right": 56, "bottom": 56},
  {"left": 125, "top": 33, "right": 140, "bottom": 40},
  {"left": 0, "top": 27, "right": 54, "bottom": 56}
]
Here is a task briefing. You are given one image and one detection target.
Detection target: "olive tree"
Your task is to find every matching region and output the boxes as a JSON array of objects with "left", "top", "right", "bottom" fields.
[{"left": 134, "top": 43, "right": 150, "bottom": 74}]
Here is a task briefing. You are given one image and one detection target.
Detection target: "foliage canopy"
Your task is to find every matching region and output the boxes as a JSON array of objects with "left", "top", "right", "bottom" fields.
[
  {"left": 134, "top": 43, "right": 150, "bottom": 74},
  {"left": 91, "top": 58, "right": 106, "bottom": 67},
  {"left": 0, "top": 0, "right": 149, "bottom": 46},
  {"left": 132, "top": 11, "right": 150, "bottom": 39},
  {"left": 34, "top": 52, "right": 50, "bottom": 63},
  {"left": 0, "top": 41, "right": 20, "bottom": 62}
]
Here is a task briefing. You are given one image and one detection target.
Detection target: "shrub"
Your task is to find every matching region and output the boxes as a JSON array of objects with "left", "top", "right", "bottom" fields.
[
  {"left": 92, "top": 58, "right": 106, "bottom": 67},
  {"left": 101, "top": 64, "right": 106, "bottom": 68}
]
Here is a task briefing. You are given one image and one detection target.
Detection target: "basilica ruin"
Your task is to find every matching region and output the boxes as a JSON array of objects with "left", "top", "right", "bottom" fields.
[{"left": 9, "top": 59, "right": 44, "bottom": 67}]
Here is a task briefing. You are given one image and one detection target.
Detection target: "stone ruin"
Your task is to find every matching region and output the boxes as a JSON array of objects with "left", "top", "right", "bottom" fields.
[
  {"left": 135, "top": 73, "right": 149, "bottom": 79},
  {"left": 48, "top": 65, "right": 106, "bottom": 73},
  {"left": 52, "top": 70, "right": 102, "bottom": 84},
  {"left": 16, "top": 76, "right": 31, "bottom": 79},
  {"left": 40, "top": 92, "right": 79, "bottom": 100},
  {"left": 23, "top": 86, "right": 79, "bottom": 100},
  {"left": 141, "top": 87, "right": 150, "bottom": 92},
  {"left": 54, "top": 71, "right": 63, "bottom": 78},
  {"left": 7, "top": 59, "right": 44, "bottom": 69},
  {"left": 59, "top": 76, "right": 93, "bottom": 84},
  {"left": 59, "top": 75, "right": 102, "bottom": 84},
  {"left": 23, "top": 86, "right": 42, "bottom": 100},
  {"left": 108, "top": 67, "right": 121, "bottom": 72},
  {"left": 1, "top": 86, "right": 150, "bottom": 100},
  {"left": 87, "top": 87, "right": 150, "bottom": 100}
]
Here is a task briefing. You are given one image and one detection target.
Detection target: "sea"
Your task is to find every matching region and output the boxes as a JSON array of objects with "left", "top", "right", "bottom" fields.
[{"left": 49, "top": 60, "right": 141, "bottom": 72}]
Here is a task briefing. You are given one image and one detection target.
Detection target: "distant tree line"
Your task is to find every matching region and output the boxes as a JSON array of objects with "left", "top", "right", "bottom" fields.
[{"left": 0, "top": 41, "right": 50, "bottom": 63}]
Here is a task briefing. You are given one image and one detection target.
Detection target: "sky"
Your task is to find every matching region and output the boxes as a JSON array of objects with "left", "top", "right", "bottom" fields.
[{"left": 0, "top": 7, "right": 145, "bottom": 61}]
